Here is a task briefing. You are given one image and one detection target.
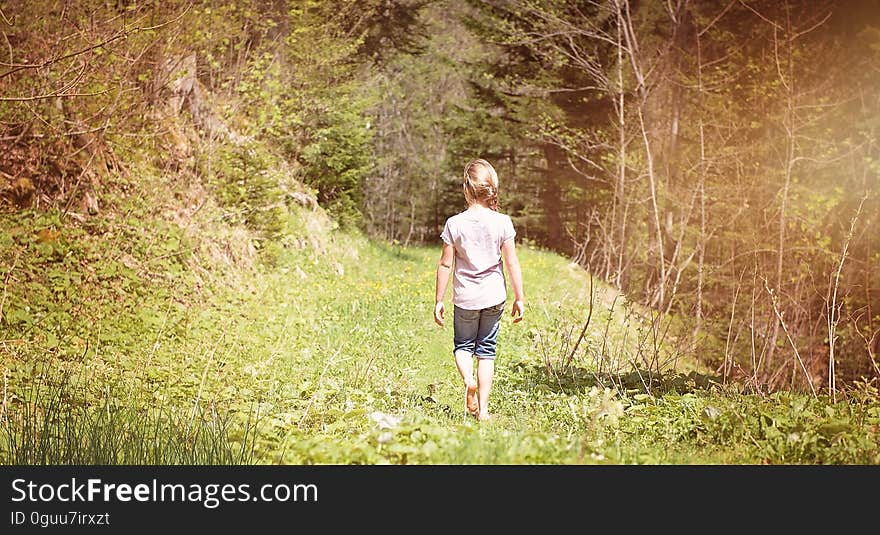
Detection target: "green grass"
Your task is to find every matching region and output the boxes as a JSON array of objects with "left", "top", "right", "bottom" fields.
[{"left": 2, "top": 193, "right": 879, "bottom": 464}]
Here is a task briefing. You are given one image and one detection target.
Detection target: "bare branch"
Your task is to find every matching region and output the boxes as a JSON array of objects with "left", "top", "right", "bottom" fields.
[
  {"left": 826, "top": 195, "right": 867, "bottom": 399},
  {"left": 738, "top": 0, "right": 783, "bottom": 30},
  {"left": 791, "top": 9, "right": 833, "bottom": 41},
  {"left": 698, "top": 0, "right": 738, "bottom": 37},
  {"left": 0, "top": 2, "right": 192, "bottom": 79},
  {"left": 0, "top": 88, "right": 111, "bottom": 102},
  {"left": 566, "top": 273, "right": 595, "bottom": 368},
  {"left": 1, "top": 32, "right": 127, "bottom": 79},
  {"left": 763, "top": 278, "right": 818, "bottom": 399}
]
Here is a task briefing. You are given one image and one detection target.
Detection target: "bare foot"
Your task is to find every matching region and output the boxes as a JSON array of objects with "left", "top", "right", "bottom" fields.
[{"left": 466, "top": 380, "right": 479, "bottom": 416}]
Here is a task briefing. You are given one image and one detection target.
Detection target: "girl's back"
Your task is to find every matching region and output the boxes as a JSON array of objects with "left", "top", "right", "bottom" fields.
[{"left": 440, "top": 204, "right": 515, "bottom": 311}]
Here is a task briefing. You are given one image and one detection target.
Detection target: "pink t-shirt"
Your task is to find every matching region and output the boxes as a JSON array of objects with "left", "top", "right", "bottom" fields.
[{"left": 440, "top": 205, "right": 516, "bottom": 310}]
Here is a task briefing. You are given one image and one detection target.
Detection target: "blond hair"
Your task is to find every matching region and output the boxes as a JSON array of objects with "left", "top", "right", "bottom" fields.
[{"left": 463, "top": 158, "right": 499, "bottom": 210}]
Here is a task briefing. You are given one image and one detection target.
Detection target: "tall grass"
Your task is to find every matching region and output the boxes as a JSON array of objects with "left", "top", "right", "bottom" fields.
[{"left": 1, "top": 362, "right": 258, "bottom": 465}]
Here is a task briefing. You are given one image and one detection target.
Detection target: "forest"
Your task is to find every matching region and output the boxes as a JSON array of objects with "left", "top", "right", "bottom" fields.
[{"left": 1, "top": 0, "right": 879, "bottom": 466}]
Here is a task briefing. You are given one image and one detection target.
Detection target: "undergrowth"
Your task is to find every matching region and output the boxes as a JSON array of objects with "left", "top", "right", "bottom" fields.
[{"left": 1, "top": 156, "right": 878, "bottom": 466}]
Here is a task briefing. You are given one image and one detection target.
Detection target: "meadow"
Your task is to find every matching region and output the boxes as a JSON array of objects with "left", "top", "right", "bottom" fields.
[{"left": 3, "top": 199, "right": 878, "bottom": 465}]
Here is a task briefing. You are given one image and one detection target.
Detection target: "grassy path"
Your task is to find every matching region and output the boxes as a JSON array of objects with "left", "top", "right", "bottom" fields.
[
  {"left": 186, "top": 234, "right": 601, "bottom": 463},
  {"left": 5, "top": 219, "right": 877, "bottom": 465},
  {"left": 172, "top": 233, "right": 715, "bottom": 464}
]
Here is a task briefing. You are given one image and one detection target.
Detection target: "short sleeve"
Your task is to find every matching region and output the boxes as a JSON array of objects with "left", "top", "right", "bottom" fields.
[
  {"left": 502, "top": 215, "right": 516, "bottom": 243},
  {"left": 440, "top": 219, "right": 453, "bottom": 245}
]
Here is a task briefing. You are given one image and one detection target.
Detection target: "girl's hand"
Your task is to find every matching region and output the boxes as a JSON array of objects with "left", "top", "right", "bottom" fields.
[
  {"left": 511, "top": 300, "right": 525, "bottom": 323},
  {"left": 434, "top": 301, "right": 446, "bottom": 327}
]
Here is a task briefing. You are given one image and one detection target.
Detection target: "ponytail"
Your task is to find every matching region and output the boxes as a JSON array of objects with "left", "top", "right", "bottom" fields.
[{"left": 484, "top": 185, "right": 499, "bottom": 211}]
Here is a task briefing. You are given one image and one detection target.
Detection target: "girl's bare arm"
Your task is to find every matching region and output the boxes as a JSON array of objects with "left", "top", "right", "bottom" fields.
[
  {"left": 501, "top": 239, "right": 524, "bottom": 322},
  {"left": 434, "top": 243, "right": 455, "bottom": 326}
]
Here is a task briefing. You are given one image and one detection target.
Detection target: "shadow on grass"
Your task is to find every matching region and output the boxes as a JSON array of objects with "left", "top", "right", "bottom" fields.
[
  {"left": 507, "top": 361, "right": 727, "bottom": 397},
  {"left": 369, "top": 239, "right": 422, "bottom": 263}
]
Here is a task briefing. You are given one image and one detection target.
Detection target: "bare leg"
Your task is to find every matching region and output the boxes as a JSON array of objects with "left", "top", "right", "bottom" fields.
[
  {"left": 476, "top": 357, "right": 494, "bottom": 420},
  {"left": 454, "top": 351, "right": 476, "bottom": 386},
  {"left": 455, "top": 351, "right": 478, "bottom": 416}
]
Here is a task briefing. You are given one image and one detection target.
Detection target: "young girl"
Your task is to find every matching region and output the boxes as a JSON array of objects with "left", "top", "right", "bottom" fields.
[{"left": 434, "top": 158, "right": 525, "bottom": 422}]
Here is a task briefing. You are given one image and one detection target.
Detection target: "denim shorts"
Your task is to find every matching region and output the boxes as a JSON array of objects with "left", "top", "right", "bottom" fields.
[{"left": 453, "top": 301, "right": 505, "bottom": 360}]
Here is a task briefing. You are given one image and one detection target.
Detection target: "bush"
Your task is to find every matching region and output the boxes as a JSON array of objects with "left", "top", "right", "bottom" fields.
[{"left": 202, "top": 142, "right": 290, "bottom": 241}]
